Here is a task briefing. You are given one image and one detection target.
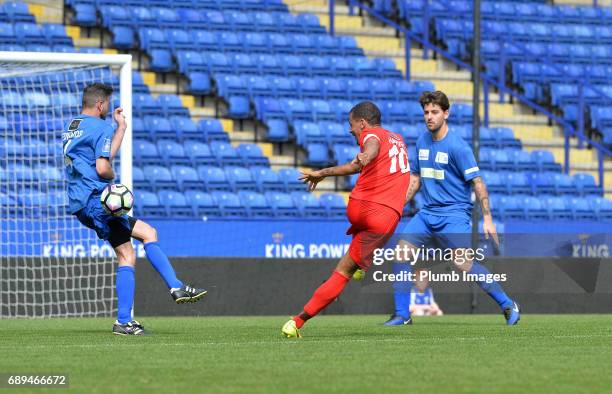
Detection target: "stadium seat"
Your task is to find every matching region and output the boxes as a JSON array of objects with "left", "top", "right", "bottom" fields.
[
  {"left": 143, "top": 165, "right": 177, "bottom": 190},
  {"left": 156, "top": 139, "right": 190, "bottom": 165},
  {"left": 319, "top": 193, "right": 347, "bottom": 218},
  {"left": 265, "top": 119, "right": 290, "bottom": 142},
  {"left": 250, "top": 166, "right": 285, "bottom": 193},
  {"left": 588, "top": 196, "right": 612, "bottom": 220},
  {"left": 183, "top": 140, "right": 216, "bottom": 166},
  {"left": 531, "top": 150, "right": 561, "bottom": 172},
  {"left": 572, "top": 173, "right": 602, "bottom": 196},
  {"left": 210, "top": 141, "right": 243, "bottom": 166},
  {"left": 133, "top": 139, "right": 159, "bottom": 165},
  {"left": 278, "top": 168, "right": 305, "bottom": 191},
  {"left": 184, "top": 190, "right": 221, "bottom": 218},
  {"left": 265, "top": 191, "right": 300, "bottom": 218},
  {"left": 198, "top": 118, "right": 229, "bottom": 142},
  {"left": 170, "top": 165, "right": 204, "bottom": 191},
  {"left": 236, "top": 144, "right": 270, "bottom": 167},
  {"left": 542, "top": 196, "right": 572, "bottom": 220},
  {"left": 565, "top": 196, "right": 596, "bottom": 220},
  {"left": 211, "top": 191, "right": 248, "bottom": 218},
  {"left": 305, "top": 143, "right": 330, "bottom": 167},
  {"left": 225, "top": 166, "right": 258, "bottom": 191},
  {"left": 290, "top": 191, "right": 326, "bottom": 218},
  {"left": 238, "top": 191, "right": 274, "bottom": 218},
  {"left": 158, "top": 94, "right": 189, "bottom": 117},
  {"left": 157, "top": 190, "right": 192, "bottom": 217},
  {"left": 135, "top": 190, "right": 165, "bottom": 217},
  {"left": 170, "top": 116, "right": 201, "bottom": 141},
  {"left": 197, "top": 165, "right": 231, "bottom": 191}
]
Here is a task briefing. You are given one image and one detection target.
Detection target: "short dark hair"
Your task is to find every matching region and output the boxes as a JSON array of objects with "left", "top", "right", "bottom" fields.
[
  {"left": 349, "top": 101, "right": 381, "bottom": 126},
  {"left": 82, "top": 83, "right": 114, "bottom": 108},
  {"left": 419, "top": 91, "right": 450, "bottom": 112}
]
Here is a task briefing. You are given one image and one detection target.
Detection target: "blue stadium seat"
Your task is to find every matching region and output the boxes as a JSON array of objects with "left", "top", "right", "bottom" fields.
[
  {"left": 531, "top": 172, "right": 556, "bottom": 195},
  {"left": 110, "top": 26, "right": 134, "bottom": 49},
  {"left": 153, "top": 8, "right": 181, "bottom": 28},
  {"left": 294, "top": 121, "right": 325, "bottom": 146},
  {"left": 564, "top": 196, "right": 596, "bottom": 220},
  {"left": 265, "top": 119, "right": 290, "bottom": 142},
  {"left": 551, "top": 173, "right": 577, "bottom": 195},
  {"left": 69, "top": 3, "right": 97, "bottom": 26},
  {"left": 306, "top": 143, "right": 329, "bottom": 167},
  {"left": 184, "top": 140, "right": 216, "bottom": 165},
  {"left": 198, "top": 118, "right": 229, "bottom": 142},
  {"left": 588, "top": 196, "right": 612, "bottom": 220},
  {"left": 170, "top": 116, "right": 201, "bottom": 141},
  {"left": 211, "top": 191, "right": 248, "bottom": 218},
  {"left": 210, "top": 141, "right": 242, "bottom": 166},
  {"left": 295, "top": 76, "right": 322, "bottom": 98},
  {"left": 135, "top": 190, "right": 165, "bottom": 217},
  {"left": 244, "top": 75, "right": 272, "bottom": 97},
  {"left": 278, "top": 168, "right": 305, "bottom": 191},
  {"left": 133, "top": 93, "right": 158, "bottom": 116},
  {"left": 3, "top": 1, "right": 34, "bottom": 22},
  {"left": 144, "top": 165, "right": 177, "bottom": 190},
  {"left": 149, "top": 49, "right": 174, "bottom": 73},
  {"left": 542, "top": 196, "right": 572, "bottom": 220},
  {"left": 481, "top": 171, "right": 505, "bottom": 194},
  {"left": 572, "top": 173, "right": 602, "bottom": 196},
  {"left": 236, "top": 143, "right": 270, "bottom": 167},
  {"left": 171, "top": 165, "right": 203, "bottom": 191},
  {"left": 185, "top": 190, "right": 221, "bottom": 218},
  {"left": 198, "top": 165, "right": 231, "bottom": 191},
  {"left": 42, "top": 24, "right": 72, "bottom": 45},
  {"left": 158, "top": 190, "right": 192, "bottom": 217},
  {"left": 187, "top": 72, "right": 211, "bottom": 95},
  {"left": 521, "top": 195, "right": 548, "bottom": 220},
  {"left": 146, "top": 116, "right": 173, "bottom": 140},
  {"left": 133, "top": 139, "right": 159, "bottom": 165},
  {"left": 15, "top": 23, "right": 46, "bottom": 43},
  {"left": 132, "top": 166, "right": 149, "bottom": 190},
  {"left": 290, "top": 191, "right": 326, "bottom": 218},
  {"left": 333, "top": 145, "right": 359, "bottom": 165},
  {"left": 250, "top": 166, "right": 284, "bottom": 193},
  {"left": 265, "top": 191, "right": 300, "bottom": 218},
  {"left": 505, "top": 172, "right": 532, "bottom": 195},
  {"left": 319, "top": 193, "right": 346, "bottom": 218},
  {"left": 225, "top": 166, "right": 258, "bottom": 191},
  {"left": 132, "top": 7, "right": 156, "bottom": 27},
  {"left": 320, "top": 121, "right": 353, "bottom": 146},
  {"left": 158, "top": 94, "right": 188, "bottom": 117},
  {"left": 308, "top": 99, "right": 335, "bottom": 122},
  {"left": 531, "top": 150, "right": 561, "bottom": 172},
  {"left": 156, "top": 139, "right": 190, "bottom": 165},
  {"left": 239, "top": 190, "right": 273, "bottom": 218},
  {"left": 320, "top": 77, "right": 346, "bottom": 99}
]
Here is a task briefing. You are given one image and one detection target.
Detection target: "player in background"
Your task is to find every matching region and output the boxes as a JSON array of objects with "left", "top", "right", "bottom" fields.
[
  {"left": 409, "top": 268, "right": 443, "bottom": 317},
  {"left": 385, "top": 91, "right": 520, "bottom": 326},
  {"left": 62, "top": 83, "right": 207, "bottom": 335},
  {"left": 282, "top": 101, "right": 411, "bottom": 338}
]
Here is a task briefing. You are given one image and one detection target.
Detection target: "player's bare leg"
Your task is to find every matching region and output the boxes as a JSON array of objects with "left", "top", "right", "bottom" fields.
[
  {"left": 384, "top": 239, "right": 415, "bottom": 326},
  {"left": 112, "top": 241, "right": 147, "bottom": 336},
  {"left": 132, "top": 219, "right": 207, "bottom": 304},
  {"left": 282, "top": 253, "right": 358, "bottom": 338},
  {"left": 451, "top": 248, "right": 520, "bottom": 325}
]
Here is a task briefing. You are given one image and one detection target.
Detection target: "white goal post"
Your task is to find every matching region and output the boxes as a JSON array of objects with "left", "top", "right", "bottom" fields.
[{"left": 0, "top": 51, "right": 133, "bottom": 318}]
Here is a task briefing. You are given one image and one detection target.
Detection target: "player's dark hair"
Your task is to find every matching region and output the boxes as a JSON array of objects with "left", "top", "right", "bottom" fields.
[
  {"left": 82, "top": 83, "right": 114, "bottom": 108},
  {"left": 349, "top": 101, "right": 381, "bottom": 126},
  {"left": 419, "top": 91, "right": 450, "bottom": 112}
]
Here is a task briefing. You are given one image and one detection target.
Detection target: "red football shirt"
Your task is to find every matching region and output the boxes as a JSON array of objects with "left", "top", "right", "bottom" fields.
[{"left": 350, "top": 127, "right": 411, "bottom": 215}]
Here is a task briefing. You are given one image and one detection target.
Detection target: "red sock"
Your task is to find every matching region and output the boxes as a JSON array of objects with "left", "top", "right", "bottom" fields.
[{"left": 293, "top": 271, "right": 350, "bottom": 328}]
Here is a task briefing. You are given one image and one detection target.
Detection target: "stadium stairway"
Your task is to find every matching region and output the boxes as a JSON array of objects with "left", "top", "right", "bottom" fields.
[{"left": 285, "top": 0, "right": 612, "bottom": 198}]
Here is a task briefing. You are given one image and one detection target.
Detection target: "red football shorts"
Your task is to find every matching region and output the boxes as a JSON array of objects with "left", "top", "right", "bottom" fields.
[{"left": 346, "top": 198, "right": 401, "bottom": 270}]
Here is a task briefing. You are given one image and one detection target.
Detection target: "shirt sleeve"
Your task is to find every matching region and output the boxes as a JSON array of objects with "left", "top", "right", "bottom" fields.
[
  {"left": 359, "top": 130, "right": 381, "bottom": 149},
  {"left": 410, "top": 142, "right": 420, "bottom": 175},
  {"left": 94, "top": 124, "right": 114, "bottom": 159},
  {"left": 454, "top": 143, "right": 480, "bottom": 182}
]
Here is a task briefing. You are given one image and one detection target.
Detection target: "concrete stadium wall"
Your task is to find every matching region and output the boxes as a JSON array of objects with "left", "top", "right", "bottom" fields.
[{"left": 134, "top": 258, "right": 612, "bottom": 316}]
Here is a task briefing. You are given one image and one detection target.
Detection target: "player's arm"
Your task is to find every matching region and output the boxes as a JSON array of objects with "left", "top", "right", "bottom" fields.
[
  {"left": 472, "top": 176, "right": 499, "bottom": 246},
  {"left": 405, "top": 173, "right": 421, "bottom": 204},
  {"left": 109, "top": 108, "right": 127, "bottom": 160},
  {"left": 299, "top": 138, "right": 380, "bottom": 191},
  {"left": 96, "top": 158, "right": 114, "bottom": 180}
]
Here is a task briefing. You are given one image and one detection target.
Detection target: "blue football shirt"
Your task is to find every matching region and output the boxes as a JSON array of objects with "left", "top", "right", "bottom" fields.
[
  {"left": 62, "top": 115, "right": 114, "bottom": 214},
  {"left": 412, "top": 128, "right": 480, "bottom": 218},
  {"left": 410, "top": 287, "right": 435, "bottom": 306}
]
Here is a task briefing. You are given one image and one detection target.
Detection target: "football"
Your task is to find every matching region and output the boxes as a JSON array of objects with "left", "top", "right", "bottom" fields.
[{"left": 100, "top": 183, "right": 134, "bottom": 216}]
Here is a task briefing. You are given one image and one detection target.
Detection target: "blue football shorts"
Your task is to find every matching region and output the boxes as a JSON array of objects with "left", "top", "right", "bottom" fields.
[
  {"left": 397, "top": 211, "right": 472, "bottom": 249},
  {"left": 75, "top": 193, "right": 137, "bottom": 248}
]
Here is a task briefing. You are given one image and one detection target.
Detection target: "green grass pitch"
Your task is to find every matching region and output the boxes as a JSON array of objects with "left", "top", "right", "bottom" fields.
[{"left": 1, "top": 315, "right": 611, "bottom": 393}]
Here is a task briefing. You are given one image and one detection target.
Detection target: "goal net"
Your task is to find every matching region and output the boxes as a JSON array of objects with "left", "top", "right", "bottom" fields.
[{"left": 0, "top": 52, "right": 132, "bottom": 318}]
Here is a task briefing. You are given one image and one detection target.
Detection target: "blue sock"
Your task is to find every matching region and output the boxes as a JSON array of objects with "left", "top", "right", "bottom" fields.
[
  {"left": 144, "top": 242, "right": 183, "bottom": 289},
  {"left": 392, "top": 262, "right": 412, "bottom": 319},
  {"left": 116, "top": 266, "right": 135, "bottom": 324},
  {"left": 468, "top": 262, "right": 512, "bottom": 309}
]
